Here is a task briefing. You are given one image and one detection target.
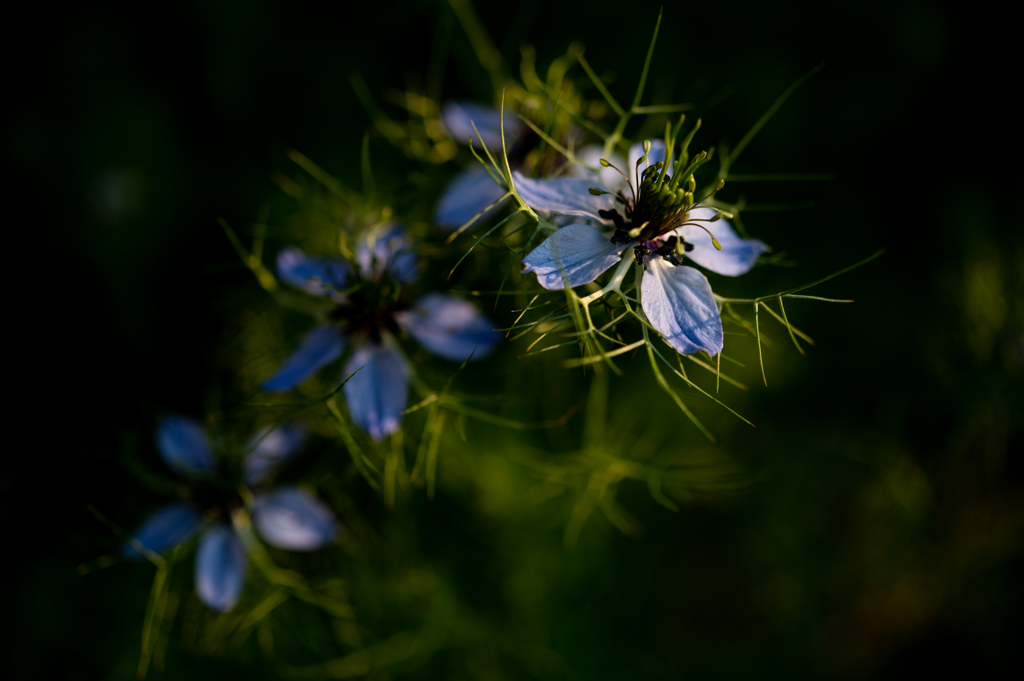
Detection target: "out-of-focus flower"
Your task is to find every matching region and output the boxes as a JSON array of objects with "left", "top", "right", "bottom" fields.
[
  {"left": 125, "top": 418, "right": 337, "bottom": 612},
  {"left": 262, "top": 224, "right": 500, "bottom": 440},
  {"left": 516, "top": 140, "right": 768, "bottom": 356},
  {"left": 434, "top": 101, "right": 526, "bottom": 229}
]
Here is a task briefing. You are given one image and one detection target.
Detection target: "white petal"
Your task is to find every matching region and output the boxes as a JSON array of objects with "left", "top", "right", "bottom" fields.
[
  {"left": 641, "top": 259, "right": 724, "bottom": 356},
  {"left": 522, "top": 224, "right": 627, "bottom": 290},
  {"left": 675, "top": 207, "right": 768, "bottom": 276},
  {"left": 511, "top": 171, "right": 617, "bottom": 223},
  {"left": 568, "top": 145, "right": 627, "bottom": 191}
]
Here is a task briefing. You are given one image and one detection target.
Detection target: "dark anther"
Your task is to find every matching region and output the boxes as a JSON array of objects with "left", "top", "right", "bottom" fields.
[
  {"left": 610, "top": 229, "right": 631, "bottom": 245},
  {"left": 685, "top": 242, "right": 695, "bottom": 252},
  {"left": 598, "top": 209, "right": 625, "bottom": 229},
  {"left": 633, "top": 243, "right": 652, "bottom": 264},
  {"left": 664, "top": 253, "right": 685, "bottom": 266},
  {"left": 655, "top": 236, "right": 678, "bottom": 256}
]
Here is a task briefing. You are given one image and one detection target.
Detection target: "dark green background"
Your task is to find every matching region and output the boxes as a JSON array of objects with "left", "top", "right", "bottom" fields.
[{"left": 5, "top": 0, "right": 1021, "bottom": 678}]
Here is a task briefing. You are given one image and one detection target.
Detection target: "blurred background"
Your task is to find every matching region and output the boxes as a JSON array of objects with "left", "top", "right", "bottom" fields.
[{"left": 4, "top": 0, "right": 1021, "bottom": 678}]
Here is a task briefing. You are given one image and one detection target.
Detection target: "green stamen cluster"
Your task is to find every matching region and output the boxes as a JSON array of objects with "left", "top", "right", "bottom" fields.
[
  {"left": 592, "top": 116, "right": 722, "bottom": 255},
  {"left": 634, "top": 116, "right": 714, "bottom": 236}
]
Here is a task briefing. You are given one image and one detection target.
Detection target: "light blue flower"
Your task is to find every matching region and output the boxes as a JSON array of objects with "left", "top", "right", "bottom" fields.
[
  {"left": 394, "top": 293, "right": 503, "bottom": 361},
  {"left": 276, "top": 247, "right": 352, "bottom": 301},
  {"left": 354, "top": 223, "right": 419, "bottom": 284},
  {"left": 123, "top": 503, "right": 203, "bottom": 558},
  {"left": 125, "top": 417, "right": 338, "bottom": 612},
  {"left": 440, "top": 101, "right": 515, "bottom": 151},
  {"left": 244, "top": 422, "right": 307, "bottom": 486},
  {"left": 261, "top": 326, "right": 347, "bottom": 394},
  {"left": 250, "top": 487, "right": 339, "bottom": 550},
  {"left": 156, "top": 415, "right": 216, "bottom": 477},
  {"left": 261, "top": 225, "right": 500, "bottom": 440},
  {"left": 435, "top": 101, "right": 526, "bottom": 229},
  {"left": 517, "top": 141, "right": 769, "bottom": 356},
  {"left": 435, "top": 165, "right": 508, "bottom": 230},
  {"left": 194, "top": 523, "right": 247, "bottom": 612},
  {"left": 341, "top": 342, "right": 410, "bottom": 441}
]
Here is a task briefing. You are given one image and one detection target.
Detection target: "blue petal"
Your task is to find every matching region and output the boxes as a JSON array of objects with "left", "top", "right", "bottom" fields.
[
  {"left": 569, "top": 145, "right": 626, "bottom": 190},
  {"left": 251, "top": 486, "right": 338, "bottom": 550},
  {"left": 395, "top": 293, "right": 500, "bottom": 361},
  {"left": 343, "top": 343, "right": 409, "bottom": 441},
  {"left": 641, "top": 259, "right": 724, "bottom": 356},
  {"left": 244, "top": 423, "right": 307, "bottom": 486},
  {"left": 511, "top": 171, "right": 616, "bottom": 223},
  {"left": 355, "top": 224, "right": 419, "bottom": 283},
  {"left": 567, "top": 142, "right": 666, "bottom": 196},
  {"left": 262, "top": 326, "right": 345, "bottom": 393},
  {"left": 156, "top": 416, "right": 216, "bottom": 477},
  {"left": 522, "top": 224, "right": 627, "bottom": 290},
  {"left": 435, "top": 165, "right": 508, "bottom": 229},
  {"left": 676, "top": 207, "right": 768, "bottom": 276},
  {"left": 123, "top": 503, "right": 203, "bottom": 559},
  {"left": 194, "top": 523, "right": 248, "bottom": 612},
  {"left": 277, "top": 247, "right": 351, "bottom": 298},
  {"left": 441, "top": 100, "right": 518, "bottom": 150}
]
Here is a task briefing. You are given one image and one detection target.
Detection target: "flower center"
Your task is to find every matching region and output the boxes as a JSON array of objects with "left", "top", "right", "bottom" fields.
[
  {"left": 631, "top": 235, "right": 696, "bottom": 268},
  {"left": 192, "top": 478, "right": 244, "bottom": 515},
  {"left": 330, "top": 280, "right": 407, "bottom": 342},
  {"left": 594, "top": 157, "right": 727, "bottom": 268}
]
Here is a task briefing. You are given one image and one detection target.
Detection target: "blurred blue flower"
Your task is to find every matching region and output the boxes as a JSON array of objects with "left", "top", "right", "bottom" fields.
[
  {"left": 156, "top": 415, "right": 216, "bottom": 477},
  {"left": 262, "top": 224, "right": 500, "bottom": 440},
  {"left": 516, "top": 140, "right": 769, "bottom": 356},
  {"left": 125, "top": 417, "right": 338, "bottom": 612},
  {"left": 435, "top": 101, "right": 525, "bottom": 229}
]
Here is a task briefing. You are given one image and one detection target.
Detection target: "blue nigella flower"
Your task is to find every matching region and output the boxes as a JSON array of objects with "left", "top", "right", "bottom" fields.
[
  {"left": 434, "top": 101, "right": 528, "bottom": 229},
  {"left": 513, "top": 140, "right": 769, "bottom": 357},
  {"left": 125, "top": 417, "right": 338, "bottom": 612},
  {"left": 261, "top": 224, "right": 501, "bottom": 440}
]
